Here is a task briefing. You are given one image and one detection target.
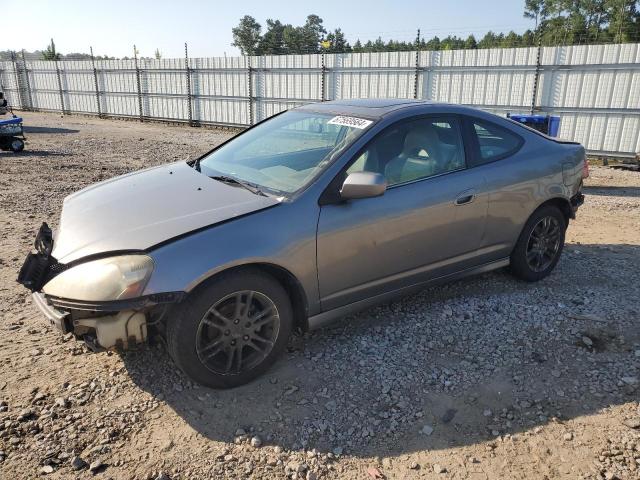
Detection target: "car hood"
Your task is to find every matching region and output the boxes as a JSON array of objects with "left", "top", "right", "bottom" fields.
[{"left": 52, "top": 161, "right": 280, "bottom": 263}]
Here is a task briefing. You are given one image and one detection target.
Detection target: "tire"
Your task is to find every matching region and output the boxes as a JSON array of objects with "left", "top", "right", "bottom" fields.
[
  {"left": 166, "top": 268, "right": 293, "bottom": 388},
  {"left": 510, "top": 205, "right": 566, "bottom": 282},
  {"left": 10, "top": 138, "right": 24, "bottom": 153}
]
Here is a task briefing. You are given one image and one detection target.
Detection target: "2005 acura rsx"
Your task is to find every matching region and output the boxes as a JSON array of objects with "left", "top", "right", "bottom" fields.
[{"left": 18, "top": 99, "right": 587, "bottom": 388}]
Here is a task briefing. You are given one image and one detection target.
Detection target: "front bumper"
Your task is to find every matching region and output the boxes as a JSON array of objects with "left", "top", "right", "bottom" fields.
[
  {"left": 20, "top": 223, "right": 185, "bottom": 350},
  {"left": 31, "top": 292, "right": 149, "bottom": 350},
  {"left": 32, "top": 292, "right": 71, "bottom": 334}
]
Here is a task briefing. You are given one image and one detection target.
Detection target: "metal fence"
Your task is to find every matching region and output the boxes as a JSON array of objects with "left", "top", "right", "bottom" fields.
[{"left": 1, "top": 42, "right": 639, "bottom": 157}]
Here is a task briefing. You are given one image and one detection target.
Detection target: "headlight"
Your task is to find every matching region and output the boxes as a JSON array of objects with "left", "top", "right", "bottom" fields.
[{"left": 43, "top": 255, "right": 154, "bottom": 302}]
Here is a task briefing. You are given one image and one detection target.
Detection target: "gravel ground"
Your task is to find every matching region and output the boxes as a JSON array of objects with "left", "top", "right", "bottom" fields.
[{"left": 0, "top": 112, "right": 639, "bottom": 480}]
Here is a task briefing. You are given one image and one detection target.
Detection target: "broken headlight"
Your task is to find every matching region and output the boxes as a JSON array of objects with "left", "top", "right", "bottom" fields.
[{"left": 43, "top": 255, "right": 154, "bottom": 302}]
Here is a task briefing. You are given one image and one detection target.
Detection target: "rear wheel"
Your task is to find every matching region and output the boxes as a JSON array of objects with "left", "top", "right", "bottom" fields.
[
  {"left": 166, "top": 269, "right": 293, "bottom": 388},
  {"left": 510, "top": 205, "right": 566, "bottom": 282}
]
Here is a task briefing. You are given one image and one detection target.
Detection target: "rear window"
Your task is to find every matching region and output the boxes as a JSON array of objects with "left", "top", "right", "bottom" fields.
[{"left": 472, "top": 120, "right": 522, "bottom": 163}]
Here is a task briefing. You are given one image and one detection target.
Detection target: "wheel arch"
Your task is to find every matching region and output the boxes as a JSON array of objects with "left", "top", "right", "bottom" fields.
[
  {"left": 187, "top": 262, "right": 310, "bottom": 332},
  {"left": 534, "top": 197, "right": 574, "bottom": 225}
]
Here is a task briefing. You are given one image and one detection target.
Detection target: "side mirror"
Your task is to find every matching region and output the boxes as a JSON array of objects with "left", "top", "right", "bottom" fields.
[{"left": 340, "top": 172, "right": 387, "bottom": 200}]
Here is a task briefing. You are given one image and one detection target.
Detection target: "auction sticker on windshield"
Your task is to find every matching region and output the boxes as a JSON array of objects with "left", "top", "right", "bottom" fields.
[{"left": 328, "top": 115, "right": 373, "bottom": 129}]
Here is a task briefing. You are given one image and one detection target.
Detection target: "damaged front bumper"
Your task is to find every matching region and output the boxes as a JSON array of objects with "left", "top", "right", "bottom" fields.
[
  {"left": 30, "top": 292, "right": 184, "bottom": 351},
  {"left": 31, "top": 292, "right": 148, "bottom": 350},
  {"left": 19, "top": 223, "right": 184, "bottom": 351},
  {"left": 32, "top": 291, "right": 70, "bottom": 334}
]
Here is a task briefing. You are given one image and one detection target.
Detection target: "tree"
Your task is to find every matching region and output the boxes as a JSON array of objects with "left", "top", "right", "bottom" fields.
[
  {"left": 478, "top": 31, "right": 499, "bottom": 48},
  {"left": 521, "top": 29, "right": 537, "bottom": 46},
  {"left": 283, "top": 25, "right": 304, "bottom": 53},
  {"left": 373, "top": 37, "right": 386, "bottom": 51},
  {"left": 42, "top": 38, "right": 60, "bottom": 60},
  {"left": 300, "top": 14, "right": 327, "bottom": 53},
  {"left": 259, "top": 19, "right": 287, "bottom": 55},
  {"left": 606, "top": 0, "right": 640, "bottom": 43},
  {"left": 325, "top": 28, "right": 351, "bottom": 53},
  {"left": 464, "top": 34, "right": 478, "bottom": 49},
  {"left": 425, "top": 36, "right": 441, "bottom": 50},
  {"left": 232, "top": 15, "right": 262, "bottom": 55},
  {"left": 524, "top": 0, "right": 548, "bottom": 28},
  {"left": 502, "top": 30, "right": 522, "bottom": 47},
  {"left": 154, "top": 49, "right": 162, "bottom": 60},
  {"left": 229, "top": 2, "right": 640, "bottom": 57}
]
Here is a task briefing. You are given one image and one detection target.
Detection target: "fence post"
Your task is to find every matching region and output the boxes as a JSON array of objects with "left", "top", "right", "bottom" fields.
[
  {"left": 55, "top": 58, "right": 66, "bottom": 114},
  {"left": 90, "top": 47, "right": 102, "bottom": 118},
  {"left": 185, "top": 42, "right": 193, "bottom": 126},
  {"left": 413, "top": 50, "right": 420, "bottom": 99},
  {"left": 321, "top": 53, "right": 326, "bottom": 101},
  {"left": 11, "top": 52, "right": 23, "bottom": 109},
  {"left": 247, "top": 57, "right": 254, "bottom": 126},
  {"left": 530, "top": 29, "right": 543, "bottom": 114},
  {"left": 21, "top": 50, "right": 33, "bottom": 110},
  {"left": 133, "top": 45, "right": 143, "bottom": 122}
]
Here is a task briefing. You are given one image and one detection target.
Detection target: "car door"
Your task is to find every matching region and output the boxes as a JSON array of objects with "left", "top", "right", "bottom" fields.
[
  {"left": 316, "top": 115, "right": 489, "bottom": 311},
  {"left": 463, "top": 117, "right": 529, "bottom": 260}
]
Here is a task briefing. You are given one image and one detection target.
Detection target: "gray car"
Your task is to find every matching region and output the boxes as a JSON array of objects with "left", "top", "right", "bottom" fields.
[{"left": 18, "top": 99, "right": 587, "bottom": 388}]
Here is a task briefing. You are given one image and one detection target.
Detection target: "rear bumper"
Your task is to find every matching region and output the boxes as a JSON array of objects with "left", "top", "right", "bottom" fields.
[
  {"left": 32, "top": 292, "right": 71, "bottom": 333},
  {"left": 570, "top": 191, "right": 585, "bottom": 214}
]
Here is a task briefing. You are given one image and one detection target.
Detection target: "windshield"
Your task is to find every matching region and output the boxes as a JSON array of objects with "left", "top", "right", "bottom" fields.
[{"left": 197, "top": 110, "right": 372, "bottom": 194}]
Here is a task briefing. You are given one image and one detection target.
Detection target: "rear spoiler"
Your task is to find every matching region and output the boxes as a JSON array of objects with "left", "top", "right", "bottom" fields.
[{"left": 505, "top": 117, "right": 580, "bottom": 145}]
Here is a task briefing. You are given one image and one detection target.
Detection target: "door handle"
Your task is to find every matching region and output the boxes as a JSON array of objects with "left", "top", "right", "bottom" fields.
[{"left": 455, "top": 190, "right": 476, "bottom": 206}]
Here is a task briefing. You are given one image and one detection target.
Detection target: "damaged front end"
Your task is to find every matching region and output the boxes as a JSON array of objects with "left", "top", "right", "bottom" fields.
[{"left": 17, "top": 223, "right": 183, "bottom": 351}]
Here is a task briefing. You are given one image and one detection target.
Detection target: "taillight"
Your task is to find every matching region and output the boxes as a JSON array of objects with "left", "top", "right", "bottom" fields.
[{"left": 582, "top": 156, "right": 589, "bottom": 179}]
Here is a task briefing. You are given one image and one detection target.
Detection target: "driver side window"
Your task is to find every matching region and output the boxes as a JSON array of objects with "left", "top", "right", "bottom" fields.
[{"left": 347, "top": 117, "right": 466, "bottom": 186}]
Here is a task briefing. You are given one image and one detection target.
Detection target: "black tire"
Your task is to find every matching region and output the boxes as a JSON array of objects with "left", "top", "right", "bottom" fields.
[
  {"left": 510, "top": 205, "right": 566, "bottom": 282},
  {"left": 166, "top": 268, "right": 293, "bottom": 388},
  {"left": 10, "top": 138, "right": 24, "bottom": 153}
]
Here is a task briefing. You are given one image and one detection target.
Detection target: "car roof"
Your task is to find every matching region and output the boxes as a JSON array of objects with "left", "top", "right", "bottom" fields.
[
  {"left": 295, "top": 99, "right": 530, "bottom": 134},
  {"left": 296, "top": 98, "right": 445, "bottom": 119}
]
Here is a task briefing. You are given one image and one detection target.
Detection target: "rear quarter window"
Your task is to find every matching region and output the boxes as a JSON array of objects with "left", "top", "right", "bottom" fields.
[{"left": 471, "top": 120, "right": 523, "bottom": 164}]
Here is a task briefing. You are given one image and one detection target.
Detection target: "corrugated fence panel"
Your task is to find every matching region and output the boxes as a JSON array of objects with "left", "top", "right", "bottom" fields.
[
  {"left": 252, "top": 54, "right": 323, "bottom": 122},
  {"left": 100, "top": 59, "right": 138, "bottom": 117},
  {"left": 27, "top": 61, "right": 59, "bottom": 111},
  {"left": 59, "top": 60, "right": 97, "bottom": 113},
  {"left": 326, "top": 52, "right": 415, "bottom": 100},
  {"left": 0, "top": 61, "right": 21, "bottom": 107},
  {"left": 535, "top": 43, "right": 640, "bottom": 155},
  {"left": 5, "top": 44, "right": 639, "bottom": 156},
  {"left": 191, "top": 56, "right": 248, "bottom": 125}
]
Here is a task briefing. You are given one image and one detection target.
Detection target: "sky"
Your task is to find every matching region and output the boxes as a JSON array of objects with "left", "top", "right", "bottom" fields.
[{"left": 5, "top": 0, "right": 535, "bottom": 58}]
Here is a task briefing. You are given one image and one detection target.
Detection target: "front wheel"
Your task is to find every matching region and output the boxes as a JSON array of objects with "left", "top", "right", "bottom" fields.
[
  {"left": 166, "top": 269, "right": 293, "bottom": 388},
  {"left": 10, "top": 138, "right": 24, "bottom": 152},
  {"left": 510, "top": 205, "right": 566, "bottom": 282}
]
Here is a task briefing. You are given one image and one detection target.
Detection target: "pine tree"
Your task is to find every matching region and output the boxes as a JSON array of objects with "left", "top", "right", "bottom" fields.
[
  {"left": 232, "top": 15, "right": 262, "bottom": 55},
  {"left": 42, "top": 39, "right": 61, "bottom": 60}
]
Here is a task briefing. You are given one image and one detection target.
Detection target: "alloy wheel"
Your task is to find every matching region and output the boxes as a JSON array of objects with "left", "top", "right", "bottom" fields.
[
  {"left": 196, "top": 290, "right": 280, "bottom": 375},
  {"left": 525, "top": 216, "right": 561, "bottom": 272}
]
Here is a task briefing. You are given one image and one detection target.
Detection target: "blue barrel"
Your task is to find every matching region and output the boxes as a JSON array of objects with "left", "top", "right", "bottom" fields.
[
  {"left": 508, "top": 114, "right": 561, "bottom": 137},
  {"left": 547, "top": 116, "right": 560, "bottom": 137}
]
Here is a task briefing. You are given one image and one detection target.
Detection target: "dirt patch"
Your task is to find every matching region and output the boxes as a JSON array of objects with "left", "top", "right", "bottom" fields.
[{"left": 0, "top": 112, "right": 639, "bottom": 479}]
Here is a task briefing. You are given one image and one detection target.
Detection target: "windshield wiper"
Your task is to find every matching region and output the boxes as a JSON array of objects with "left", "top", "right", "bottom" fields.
[{"left": 209, "top": 175, "right": 267, "bottom": 196}]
